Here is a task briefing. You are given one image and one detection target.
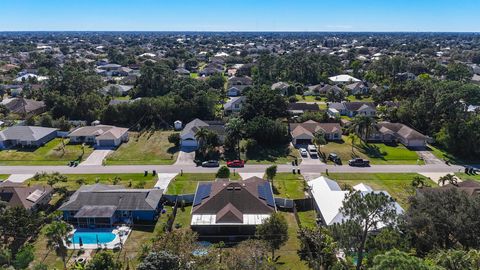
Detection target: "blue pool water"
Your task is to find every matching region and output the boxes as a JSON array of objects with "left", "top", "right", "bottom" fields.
[{"left": 70, "top": 230, "right": 116, "bottom": 244}]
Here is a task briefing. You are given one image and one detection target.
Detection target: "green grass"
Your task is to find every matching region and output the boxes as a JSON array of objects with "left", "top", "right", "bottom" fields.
[
  {"left": 166, "top": 173, "right": 241, "bottom": 195},
  {"left": 296, "top": 210, "right": 317, "bottom": 229},
  {"left": 346, "top": 95, "right": 374, "bottom": 102},
  {"left": 190, "top": 73, "right": 199, "bottom": 79},
  {"left": 320, "top": 136, "right": 423, "bottom": 165},
  {"left": 325, "top": 173, "right": 432, "bottom": 207},
  {"left": 456, "top": 173, "right": 480, "bottom": 181},
  {"left": 173, "top": 205, "right": 192, "bottom": 230},
  {"left": 106, "top": 131, "right": 179, "bottom": 165},
  {"left": 0, "top": 138, "right": 94, "bottom": 165},
  {"left": 26, "top": 173, "right": 158, "bottom": 191},
  {"left": 0, "top": 175, "right": 9, "bottom": 181},
  {"left": 276, "top": 212, "right": 309, "bottom": 270},
  {"left": 242, "top": 142, "right": 301, "bottom": 165},
  {"left": 32, "top": 226, "right": 77, "bottom": 269},
  {"left": 272, "top": 173, "right": 306, "bottom": 199},
  {"left": 429, "top": 144, "right": 480, "bottom": 165},
  {"left": 295, "top": 94, "right": 327, "bottom": 102},
  {"left": 113, "top": 95, "right": 131, "bottom": 100}
]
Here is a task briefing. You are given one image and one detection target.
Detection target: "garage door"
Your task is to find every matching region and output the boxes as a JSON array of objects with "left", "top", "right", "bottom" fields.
[
  {"left": 181, "top": 139, "right": 198, "bottom": 147},
  {"left": 295, "top": 139, "right": 312, "bottom": 145},
  {"left": 98, "top": 139, "right": 116, "bottom": 147},
  {"left": 407, "top": 139, "right": 426, "bottom": 148}
]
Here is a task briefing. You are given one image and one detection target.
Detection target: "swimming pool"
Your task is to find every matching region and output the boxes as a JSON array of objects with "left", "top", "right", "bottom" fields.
[{"left": 70, "top": 230, "right": 116, "bottom": 245}]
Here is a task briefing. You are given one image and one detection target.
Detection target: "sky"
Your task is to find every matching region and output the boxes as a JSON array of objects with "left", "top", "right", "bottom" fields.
[{"left": 1, "top": 0, "right": 479, "bottom": 32}]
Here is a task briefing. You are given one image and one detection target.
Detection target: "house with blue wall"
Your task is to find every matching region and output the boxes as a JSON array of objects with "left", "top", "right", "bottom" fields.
[{"left": 59, "top": 184, "right": 163, "bottom": 228}]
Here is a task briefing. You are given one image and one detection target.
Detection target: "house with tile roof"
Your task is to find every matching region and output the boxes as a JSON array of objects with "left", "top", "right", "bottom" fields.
[
  {"left": 59, "top": 184, "right": 164, "bottom": 227},
  {"left": 0, "top": 181, "right": 53, "bottom": 210},
  {"left": 289, "top": 120, "right": 342, "bottom": 145},
  {"left": 180, "top": 119, "right": 225, "bottom": 148},
  {"left": 367, "top": 121, "right": 428, "bottom": 148},
  {"left": 190, "top": 177, "right": 276, "bottom": 236}
]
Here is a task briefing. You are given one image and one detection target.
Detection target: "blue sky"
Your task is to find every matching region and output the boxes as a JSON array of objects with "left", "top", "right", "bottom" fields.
[{"left": 1, "top": 0, "right": 479, "bottom": 32}]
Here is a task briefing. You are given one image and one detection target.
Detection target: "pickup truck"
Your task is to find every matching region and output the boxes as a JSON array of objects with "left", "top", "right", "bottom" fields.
[{"left": 348, "top": 158, "right": 370, "bottom": 167}]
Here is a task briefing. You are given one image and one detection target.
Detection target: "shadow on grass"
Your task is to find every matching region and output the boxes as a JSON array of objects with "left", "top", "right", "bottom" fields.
[
  {"left": 356, "top": 143, "right": 387, "bottom": 160},
  {"left": 245, "top": 144, "right": 294, "bottom": 162},
  {"left": 131, "top": 221, "right": 156, "bottom": 233}
]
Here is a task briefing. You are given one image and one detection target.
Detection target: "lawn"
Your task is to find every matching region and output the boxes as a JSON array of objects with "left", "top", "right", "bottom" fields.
[
  {"left": 173, "top": 205, "right": 192, "bottom": 230},
  {"left": 272, "top": 173, "right": 306, "bottom": 199},
  {"left": 166, "top": 173, "right": 241, "bottom": 195},
  {"left": 0, "top": 138, "right": 94, "bottom": 165},
  {"left": 320, "top": 136, "right": 423, "bottom": 165},
  {"left": 296, "top": 209, "right": 317, "bottom": 229},
  {"left": 105, "top": 131, "right": 179, "bottom": 165},
  {"left": 26, "top": 173, "right": 158, "bottom": 191},
  {"left": 429, "top": 144, "right": 480, "bottom": 165},
  {"left": 325, "top": 173, "right": 432, "bottom": 207},
  {"left": 242, "top": 142, "right": 301, "bottom": 165},
  {"left": 276, "top": 212, "right": 310, "bottom": 270},
  {"left": 0, "top": 175, "right": 9, "bottom": 181},
  {"left": 32, "top": 226, "right": 77, "bottom": 269},
  {"left": 456, "top": 172, "right": 480, "bottom": 181},
  {"left": 346, "top": 95, "right": 374, "bottom": 102},
  {"left": 295, "top": 95, "right": 327, "bottom": 102}
]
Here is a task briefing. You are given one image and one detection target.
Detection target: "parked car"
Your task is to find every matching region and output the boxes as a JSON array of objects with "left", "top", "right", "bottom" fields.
[
  {"left": 348, "top": 158, "right": 370, "bottom": 167},
  {"left": 307, "top": 145, "right": 318, "bottom": 157},
  {"left": 299, "top": 148, "right": 308, "bottom": 157},
  {"left": 227, "top": 160, "right": 245, "bottom": 167},
  {"left": 328, "top": 153, "right": 341, "bottom": 164},
  {"left": 202, "top": 160, "right": 220, "bottom": 167}
]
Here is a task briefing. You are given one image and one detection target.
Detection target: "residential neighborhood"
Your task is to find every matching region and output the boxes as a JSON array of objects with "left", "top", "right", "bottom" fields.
[{"left": 0, "top": 3, "right": 480, "bottom": 269}]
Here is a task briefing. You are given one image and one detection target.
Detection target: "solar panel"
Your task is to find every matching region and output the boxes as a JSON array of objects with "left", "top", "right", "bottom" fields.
[
  {"left": 193, "top": 184, "right": 212, "bottom": 206},
  {"left": 26, "top": 189, "right": 44, "bottom": 203},
  {"left": 258, "top": 182, "right": 275, "bottom": 207}
]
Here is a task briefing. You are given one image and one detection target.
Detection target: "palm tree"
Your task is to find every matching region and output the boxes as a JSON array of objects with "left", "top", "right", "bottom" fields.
[
  {"left": 438, "top": 174, "right": 458, "bottom": 186},
  {"left": 194, "top": 127, "right": 210, "bottom": 155},
  {"left": 411, "top": 176, "right": 429, "bottom": 188},
  {"left": 350, "top": 115, "right": 376, "bottom": 144},
  {"left": 45, "top": 221, "right": 72, "bottom": 269},
  {"left": 313, "top": 130, "right": 327, "bottom": 147},
  {"left": 226, "top": 117, "right": 244, "bottom": 158}
]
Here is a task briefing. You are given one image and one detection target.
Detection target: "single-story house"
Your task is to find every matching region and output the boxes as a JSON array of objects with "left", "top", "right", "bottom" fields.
[
  {"left": 14, "top": 73, "right": 48, "bottom": 83},
  {"left": 307, "top": 176, "right": 403, "bottom": 226},
  {"left": 180, "top": 119, "right": 225, "bottom": 148},
  {"left": 417, "top": 180, "right": 480, "bottom": 197},
  {"left": 329, "top": 102, "right": 376, "bottom": 117},
  {"left": 99, "top": 84, "right": 133, "bottom": 96},
  {"left": 0, "top": 181, "right": 53, "bottom": 210},
  {"left": 175, "top": 68, "right": 191, "bottom": 77},
  {"left": 346, "top": 82, "right": 369, "bottom": 95},
  {"left": 289, "top": 120, "right": 342, "bottom": 145},
  {"left": 329, "top": 74, "right": 360, "bottom": 84},
  {"left": 68, "top": 125, "right": 129, "bottom": 147},
  {"left": 271, "top": 82, "right": 290, "bottom": 95},
  {"left": 1, "top": 97, "right": 47, "bottom": 117},
  {"left": 305, "top": 84, "right": 343, "bottom": 96},
  {"left": 59, "top": 184, "right": 164, "bottom": 227},
  {"left": 190, "top": 177, "right": 276, "bottom": 236},
  {"left": 224, "top": 96, "right": 246, "bottom": 114},
  {"left": 366, "top": 122, "right": 428, "bottom": 148},
  {"left": 228, "top": 76, "right": 252, "bottom": 87},
  {"left": 227, "top": 85, "right": 250, "bottom": 97},
  {"left": 0, "top": 126, "right": 58, "bottom": 149},
  {"left": 287, "top": 103, "right": 320, "bottom": 115}
]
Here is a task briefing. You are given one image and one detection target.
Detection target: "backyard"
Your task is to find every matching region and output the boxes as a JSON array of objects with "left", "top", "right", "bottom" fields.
[
  {"left": 325, "top": 173, "right": 434, "bottom": 207},
  {"left": 272, "top": 173, "right": 307, "bottom": 199},
  {"left": 275, "top": 212, "right": 310, "bottom": 270},
  {"left": 320, "top": 135, "right": 423, "bottom": 165},
  {"left": 105, "top": 131, "right": 179, "bottom": 165},
  {"left": 0, "top": 138, "right": 94, "bottom": 165}
]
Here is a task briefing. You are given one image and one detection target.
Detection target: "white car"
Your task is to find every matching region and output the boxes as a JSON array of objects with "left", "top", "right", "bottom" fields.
[
  {"left": 299, "top": 148, "right": 308, "bottom": 157},
  {"left": 308, "top": 145, "right": 318, "bottom": 157}
]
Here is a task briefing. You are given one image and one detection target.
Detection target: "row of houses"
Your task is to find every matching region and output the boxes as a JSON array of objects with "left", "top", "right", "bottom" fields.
[{"left": 0, "top": 124, "right": 129, "bottom": 149}]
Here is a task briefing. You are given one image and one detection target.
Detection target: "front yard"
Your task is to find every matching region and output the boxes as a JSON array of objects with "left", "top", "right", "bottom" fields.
[
  {"left": 325, "top": 173, "right": 434, "bottom": 207},
  {"left": 105, "top": 131, "right": 179, "bottom": 165},
  {"left": 26, "top": 173, "right": 159, "bottom": 191},
  {"left": 320, "top": 136, "right": 423, "bottom": 165},
  {"left": 241, "top": 142, "right": 301, "bottom": 165},
  {"left": 0, "top": 138, "right": 94, "bottom": 165}
]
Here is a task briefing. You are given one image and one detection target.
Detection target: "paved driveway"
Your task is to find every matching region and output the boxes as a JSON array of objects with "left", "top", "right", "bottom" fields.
[
  {"left": 416, "top": 150, "right": 443, "bottom": 165},
  {"left": 174, "top": 147, "right": 196, "bottom": 166},
  {"left": 5, "top": 174, "right": 35, "bottom": 183},
  {"left": 154, "top": 173, "right": 178, "bottom": 191},
  {"left": 79, "top": 150, "right": 112, "bottom": 166}
]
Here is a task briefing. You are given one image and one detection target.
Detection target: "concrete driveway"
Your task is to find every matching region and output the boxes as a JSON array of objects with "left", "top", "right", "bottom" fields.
[
  {"left": 416, "top": 150, "right": 443, "bottom": 165},
  {"left": 79, "top": 150, "right": 112, "bottom": 166},
  {"left": 154, "top": 173, "right": 178, "bottom": 191},
  {"left": 174, "top": 147, "right": 196, "bottom": 165}
]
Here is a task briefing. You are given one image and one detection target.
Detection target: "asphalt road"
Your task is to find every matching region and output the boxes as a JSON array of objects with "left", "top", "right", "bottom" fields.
[{"left": 0, "top": 163, "right": 470, "bottom": 175}]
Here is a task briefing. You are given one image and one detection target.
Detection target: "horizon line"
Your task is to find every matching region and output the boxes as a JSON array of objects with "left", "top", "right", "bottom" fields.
[{"left": 1, "top": 30, "right": 480, "bottom": 34}]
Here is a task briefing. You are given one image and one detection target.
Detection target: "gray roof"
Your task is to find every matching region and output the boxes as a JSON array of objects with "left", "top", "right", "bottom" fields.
[
  {"left": 0, "top": 126, "right": 57, "bottom": 142},
  {"left": 68, "top": 125, "right": 128, "bottom": 140},
  {"left": 181, "top": 118, "right": 225, "bottom": 137},
  {"left": 376, "top": 122, "right": 427, "bottom": 140},
  {"left": 59, "top": 184, "right": 163, "bottom": 212},
  {"left": 224, "top": 96, "right": 246, "bottom": 109},
  {"left": 99, "top": 84, "right": 133, "bottom": 94},
  {"left": 1, "top": 98, "right": 46, "bottom": 116}
]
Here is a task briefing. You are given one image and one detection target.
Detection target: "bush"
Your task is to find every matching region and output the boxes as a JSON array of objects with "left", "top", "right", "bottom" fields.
[
  {"left": 168, "top": 133, "right": 181, "bottom": 146},
  {"left": 216, "top": 166, "right": 230, "bottom": 178}
]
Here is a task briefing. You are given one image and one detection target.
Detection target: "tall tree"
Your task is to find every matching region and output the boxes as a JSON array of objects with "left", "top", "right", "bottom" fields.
[
  {"left": 298, "top": 227, "right": 337, "bottom": 270},
  {"left": 44, "top": 221, "right": 72, "bottom": 269},
  {"left": 256, "top": 212, "right": 289, "bottom": 259},
  {"left": 331, "top": 191, "right": 398, "bottom": 270},
  {"left": 350, "top": 115, "right": 376, "bottom": 143},
  {"left": 85, "top": 251, "right": 122, "bottom": 270},
  {"left": 137, "top": 251, "right": 180, "bottom": 270},
  {"left": 225, "top": 117, "right": 244, "bottom": 157}
]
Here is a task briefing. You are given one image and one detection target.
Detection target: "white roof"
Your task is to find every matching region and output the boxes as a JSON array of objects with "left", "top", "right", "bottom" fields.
[
  {"left": 191, "top": 214, "right": 270, "bottom": 226},
  {"left": 14, "top": 73, "right": 48, "bottom": 82},
  {"left": 308, "top": 176, "right": 403, "bottom": 226},
  {"left": 329, "top": 74, "right": 360, "bottom": 83}
]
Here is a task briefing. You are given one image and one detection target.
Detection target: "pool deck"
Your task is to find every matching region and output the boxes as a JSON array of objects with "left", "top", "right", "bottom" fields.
[{"left": 65, "top": 226, "right": 131, "bottom": 250}]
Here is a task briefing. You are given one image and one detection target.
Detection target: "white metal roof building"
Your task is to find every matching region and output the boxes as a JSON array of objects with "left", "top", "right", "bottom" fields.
[
  {"left": 307, "top": 176, "right": 403, "bottom": 226},
  {"left": 328, "top": 74, "right": 361, "bottom": 84}
]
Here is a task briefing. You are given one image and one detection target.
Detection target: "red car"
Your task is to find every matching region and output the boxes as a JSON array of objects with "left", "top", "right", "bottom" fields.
[{"left": 227, "top": 160, "right": 245, "bottom": 167}]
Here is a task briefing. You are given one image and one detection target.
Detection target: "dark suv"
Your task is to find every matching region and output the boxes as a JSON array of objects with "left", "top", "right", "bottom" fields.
[
  {"left": 328, "top": 153, "right": 341, "bottom": 164},
  {"left": 348, "top": 158, "right": 370, "bottom": 167}
]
